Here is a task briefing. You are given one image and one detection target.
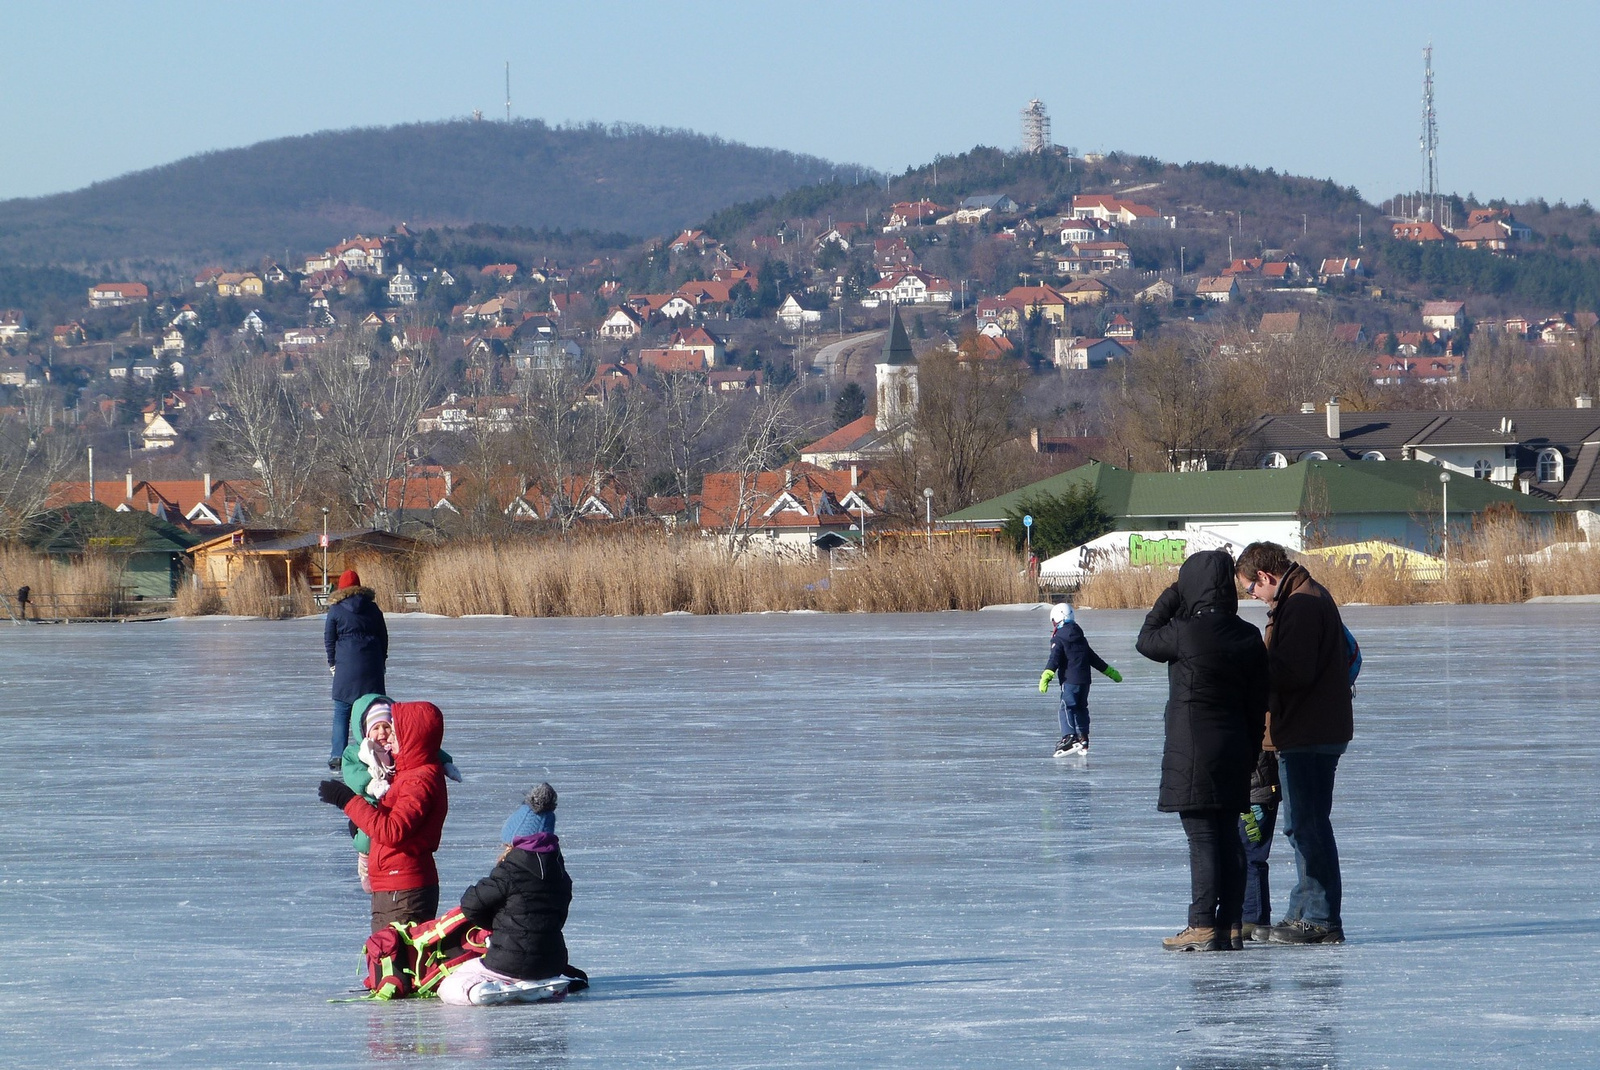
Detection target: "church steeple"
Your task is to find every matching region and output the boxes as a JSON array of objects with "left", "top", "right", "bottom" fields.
[{"left": 882, "top": 305, "right": 915, "bottom": 365}]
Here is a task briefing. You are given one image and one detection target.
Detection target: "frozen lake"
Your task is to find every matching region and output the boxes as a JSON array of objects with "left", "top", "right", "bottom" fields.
[{"left": 2, "top": 603, "right": 1598, "bottom": 1068}]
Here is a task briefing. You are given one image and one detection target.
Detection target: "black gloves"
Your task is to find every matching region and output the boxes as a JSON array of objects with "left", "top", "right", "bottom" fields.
[{"left": 318, "top": 779, "right": 356, "bottom": 808}]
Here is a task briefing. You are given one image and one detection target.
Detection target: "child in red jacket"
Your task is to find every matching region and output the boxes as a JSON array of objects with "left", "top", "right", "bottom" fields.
[{"left": 320, "top": 700, "right": 449, "bottom": 933}]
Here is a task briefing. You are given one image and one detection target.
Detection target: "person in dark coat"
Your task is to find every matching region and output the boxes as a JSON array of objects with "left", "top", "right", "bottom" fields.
[
  {"left": 324, "top": 569, "right": 388, "bottom": 769},
  {"left": 1239, "top": 746, "right": 1280, "bottom": 941},
  {"left": 1039, "top": 603, "right": 1122, "bottom": 756},
  {"left": 1238, "top": 541, "right": 1354, "bottom": 945},
  {"left": 1136, "top": 550, "right": 1269, "bottom": 952},
  {"left": 437, "top": 783, "right": 586, "bottom": 1006}
]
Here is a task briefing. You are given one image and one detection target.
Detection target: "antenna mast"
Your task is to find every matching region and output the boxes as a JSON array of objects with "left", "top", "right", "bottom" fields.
[
  {"left": 1421, "top": 43, "right": 1439, "bottom": 223},
  {"left": 505, "top": 61, "right": 511, "bottom": 122}
]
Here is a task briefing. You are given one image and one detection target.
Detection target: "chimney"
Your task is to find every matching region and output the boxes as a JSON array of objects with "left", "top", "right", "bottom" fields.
[
  {"left": 1300, "top": 401, "right": 1316, "bottom": 415},
  {"left": 1325, "top": 396, "right": 1341, "bottom": 441},
  {"left": 203, "top": 472, "right": 212, "bottom": 498},
  {"left": 126, "top": 470, "right": 134, "bottom": 499},
  {"left": 1577, "top": 394, "right": 1595, "bottom": 409},
  {"left": 1519, "top": 473, "right": 1532, "bottom": 494},
  {"left": 850, "top": 464, "right": 859, "bottom": 488}
]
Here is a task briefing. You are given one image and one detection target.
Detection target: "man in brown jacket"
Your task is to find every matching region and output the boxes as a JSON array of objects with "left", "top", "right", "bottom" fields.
[{"left": 1237, "top": 542, "right": 1352, "bottom": 944}]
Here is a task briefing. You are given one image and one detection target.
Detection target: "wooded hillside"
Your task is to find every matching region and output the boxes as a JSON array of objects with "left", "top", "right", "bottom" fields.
[{"left": 0, "top": 120, "right": 847, "bottom": 270}]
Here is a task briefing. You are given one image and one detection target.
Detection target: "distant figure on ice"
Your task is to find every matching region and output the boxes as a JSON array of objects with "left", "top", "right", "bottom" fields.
[
  {"left": 325, "top": 569, "right": 388, "bottom": 770},
  {"left": 1136, "top": 550, "right": 1268, "bottom": 952},
  {"left": 338, "top": 694, "right": 463, "bottom": 893},
  {"left": 1237, "top": 541, "right": 1353, "bottom": 945},
  {"left": 1038, "top": 603, "right": 1122, "bottom": 756},
  {"left": 437, "top": 783, "right": 588, "bottom": 1006},
  {"left": 319, "top": 700, "right": 449, "bottom": 933}
]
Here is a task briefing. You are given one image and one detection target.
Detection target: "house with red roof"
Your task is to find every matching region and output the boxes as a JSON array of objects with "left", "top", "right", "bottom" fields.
[
  {"left": 88, "top": 283, "right": 149, "bottom": 309},
  {"left": 600, "top": 306, "right": 645, "bottom": 340},
  {"left": 883, "top": 201, "right": 946, "bottom": 231},
  {"left": 1070, "top": 194, "right": 1162, "bottom": 227},
  {"left": 698, "top": 462, "right": 892, "bottom": 554},
  {"left": 863, "top": 269, "right": 954, "bottom": 307},
  {"left": 1000, "top": 284, "right": 1068, "bottom": 323},
  {"left": 874, "top": 237, "right": 917, "bottom": 275},
  {"left": 1391, "top": 221, "right": 1454, "bottom": 243}
]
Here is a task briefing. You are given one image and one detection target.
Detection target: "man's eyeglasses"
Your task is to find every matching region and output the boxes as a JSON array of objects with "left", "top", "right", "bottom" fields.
[{"left": 1245, "top": 577, "right": 1258, "bottom": 596}]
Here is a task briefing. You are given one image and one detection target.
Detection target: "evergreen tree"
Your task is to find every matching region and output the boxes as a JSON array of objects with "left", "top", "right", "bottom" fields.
[
  {"left": 1002, "top": 485, "right": 1114, "bottom": 560},
  {"left": 832, "top": 382, "right": 866, "bottom": 428}
]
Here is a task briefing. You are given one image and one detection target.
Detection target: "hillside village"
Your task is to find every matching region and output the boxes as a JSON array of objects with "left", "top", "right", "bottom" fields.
[{"left": 3, "top": 141, "right": 1600, "bottom": 595}]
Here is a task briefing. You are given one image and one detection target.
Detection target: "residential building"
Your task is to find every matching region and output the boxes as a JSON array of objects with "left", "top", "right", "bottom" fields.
[
  {"left": 1420, "top": 300, "right": 1466, "bottom": 332},
  {"left": 960, "top": 194, "right": 1019, "bottom": 213},
  {"left": 1391, "top": 221, "right": 1455, "bottom": 243},
  {"left": 386, "top": 265, "right": 419, "bottom": 305},
  {"left": 1056, "top": 241, "right": 1130, "bottom": 274},
  {"left": 1000, "top": 284, "right": 1068, "bottom": 323},
  {"left": 1070, "top": 194, "right": 1163, "bottom": 227},
  {"left": 0, "top": 309, "right": 29, "bottom": 342},
  {"left": 88, "top": 282, "right": 149, "bottom": 308},
  {"left": 863, "top": 269, "right": 954, "bottom": 307},
  {"left": 600, "top": 306, "right": 645, "bottom": 340},
  {"left": 1052, "top": 336, "right": 1129, "bottom": 370},
  {"left": 1195, "top": 276, "right": 1238, "bottom": 303},
  {"left": 215, "top": 272, "right": 264, "bottom": 297},
  {"left": 776, "top": 295, "right": 823, "bottom": 329}
]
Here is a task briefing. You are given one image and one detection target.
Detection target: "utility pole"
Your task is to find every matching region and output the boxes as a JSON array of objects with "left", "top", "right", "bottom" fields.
[{"left": 505, "top": 61, "right": 511, "bottom": 122}]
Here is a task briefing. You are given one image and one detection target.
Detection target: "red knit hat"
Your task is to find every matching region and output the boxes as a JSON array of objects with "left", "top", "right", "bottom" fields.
[{"left": 337, "top": 569, "right": 361, "bottom": 590}]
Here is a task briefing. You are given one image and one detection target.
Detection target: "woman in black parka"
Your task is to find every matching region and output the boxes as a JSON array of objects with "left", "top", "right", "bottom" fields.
[{"left": 1136, "top": 550, "right": 1269, "bottom": 952}]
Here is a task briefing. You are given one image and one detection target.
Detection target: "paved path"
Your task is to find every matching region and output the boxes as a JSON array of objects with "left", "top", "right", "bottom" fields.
[{"left": 811, "top": 329, "right": 884, "bottom": 378}]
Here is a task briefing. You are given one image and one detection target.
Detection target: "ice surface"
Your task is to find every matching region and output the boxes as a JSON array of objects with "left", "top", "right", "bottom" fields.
[{"left": 2, "top": 603, "right": 1599, "bottom": 1068}]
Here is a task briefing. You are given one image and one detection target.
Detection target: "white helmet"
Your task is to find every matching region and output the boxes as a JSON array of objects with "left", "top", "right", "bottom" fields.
[{"left": 1050, "top": 603, "right": 1075, "bottom": 626}]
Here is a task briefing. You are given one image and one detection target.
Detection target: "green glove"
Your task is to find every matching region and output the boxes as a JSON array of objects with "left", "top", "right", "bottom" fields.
[
  {"left": 1103, "top": 666, "right": 1123, "bottom": 683},
  {"left": 1038, "top": 669, "right": 1055, "bottom": 694}
]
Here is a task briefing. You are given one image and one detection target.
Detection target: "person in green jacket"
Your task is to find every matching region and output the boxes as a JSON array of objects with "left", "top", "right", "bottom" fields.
[{"left": 339, "top": 693, "right": 461, "bottom": 892}]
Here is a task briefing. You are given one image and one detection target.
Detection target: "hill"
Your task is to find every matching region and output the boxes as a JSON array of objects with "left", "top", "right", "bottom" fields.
[{"left": 0, "top": 120, "right": 848, "bottom": 270}]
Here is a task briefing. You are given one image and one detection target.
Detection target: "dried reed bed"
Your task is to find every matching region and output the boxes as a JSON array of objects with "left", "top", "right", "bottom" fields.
[
  {"left": 412, "top": 536, "right": 1030, "bottom": 617},
  {"left": 1074, "top": 565, "right": 1183, "bottom": 610},
  {"left": 219, "top": 562, "right": 315, "bottom": 618},
  {"left": 1073, "top": 521, "right": 1600, "bottom": 609},
  {"left": 0, "top": 547, "right": 128, "bottom": 618}
]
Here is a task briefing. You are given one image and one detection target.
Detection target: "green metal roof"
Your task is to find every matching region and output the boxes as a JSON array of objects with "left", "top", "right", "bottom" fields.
[
  {"left": 24, "top": 502, "right": 202, "bottom": 555},
  {"left": 942, "top": 460, "right": 1573, "bottom": 526}
]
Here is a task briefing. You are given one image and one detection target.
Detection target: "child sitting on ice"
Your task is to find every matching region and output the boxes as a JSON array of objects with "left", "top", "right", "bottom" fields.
[{"left": 436, "top": 783, "right": 587, "bottom": 1006}]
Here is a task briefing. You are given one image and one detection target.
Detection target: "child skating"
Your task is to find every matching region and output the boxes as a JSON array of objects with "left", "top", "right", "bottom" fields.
[{"left": 1039, "top": 603, "right": 1122, "bottom": 756}]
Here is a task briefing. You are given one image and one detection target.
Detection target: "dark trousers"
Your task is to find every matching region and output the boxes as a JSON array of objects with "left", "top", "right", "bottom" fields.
[
  {"left": 331, "top": 699, "right": 353, "bottom": 761},
  {"left": 1180, "top": 809, "right": 1245, "bottom": 931},
  {"left": 1056, "top": 682, "right": 1090, "bottom": 738},
  {"left": 1278, "top": 745, "right": 1346, "bottom": 930},
  {"left": 1238, "top": 801, "right": 1279, "bottom": 925},
  {"left": 371, "top": 884, "right": 439, "bottom": 934}
]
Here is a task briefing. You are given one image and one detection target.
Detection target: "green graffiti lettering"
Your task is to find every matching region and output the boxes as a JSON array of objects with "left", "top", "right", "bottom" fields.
[{"left": 1128, "top": 534, "right": 1188, "bottom": 568}]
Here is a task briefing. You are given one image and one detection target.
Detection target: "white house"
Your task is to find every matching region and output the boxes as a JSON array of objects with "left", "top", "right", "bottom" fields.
[
  {"left": 1421, "top": 300, "right": 1466, "bottom": 332},
  {"left": 386, "top": 265, "right": 419, "bottom": 305},
  {"left": 776, "top": 295, "right": 823, "bottom": 329},
  {"left": 1052, "top": 336, "right": 1130, "bottom": 370},
  {"left": 600, "top": 307, "right": 644, "bottom": 340},
  {"left": 862, "top": 269, "right": 954, "bottom": 307}
]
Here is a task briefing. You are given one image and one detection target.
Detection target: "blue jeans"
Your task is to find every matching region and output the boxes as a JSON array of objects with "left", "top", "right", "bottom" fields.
[
  {"left": 1057, "top": 683, "right": 1090, "bottom": 738},
  {"left": 1277, "top": 744, "right": 1346, "bottom": 930},
  {"left": 1238, "top": 800, "right": 1279, "bottom": 925},
  {"left": 331, "top": 699, "right": 353, "bottom": 761}
]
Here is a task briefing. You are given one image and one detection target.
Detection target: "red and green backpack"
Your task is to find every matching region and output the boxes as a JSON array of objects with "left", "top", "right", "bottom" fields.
[{"left": 361, "top": 907, "right": 490, "bottom": 1000}]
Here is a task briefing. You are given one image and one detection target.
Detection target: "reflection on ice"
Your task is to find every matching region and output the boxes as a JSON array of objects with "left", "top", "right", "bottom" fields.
[{"left": 2, "top": 603, "right": 1598, "bottom": 1067}]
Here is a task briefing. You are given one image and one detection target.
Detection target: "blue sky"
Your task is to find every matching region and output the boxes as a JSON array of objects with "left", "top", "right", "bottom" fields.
[{"left": 3, "top": 1, "right": 1595, "bottom": 207}]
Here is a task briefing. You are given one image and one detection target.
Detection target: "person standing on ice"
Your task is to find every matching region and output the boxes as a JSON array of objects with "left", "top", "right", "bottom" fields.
[
  {"left": 318, "top": 700, "right": 449, "bottom": 933},
  {"left": 1136, "top": 550, "right": 1268, "bottom": 952},
  {"left": 1038, "top": 603, "right": 1122, "bottom": 756},
  {"left": 324, "top": 569, "right": 388, "bottom": 771},
  {"left": 1237, "top": 541, "right": 1353, "bottom": 945}
]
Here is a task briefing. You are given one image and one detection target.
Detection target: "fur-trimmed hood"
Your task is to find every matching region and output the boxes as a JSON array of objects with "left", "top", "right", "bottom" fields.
[{"left": 327, "top": 584, "right": 376, "bottom": 606}]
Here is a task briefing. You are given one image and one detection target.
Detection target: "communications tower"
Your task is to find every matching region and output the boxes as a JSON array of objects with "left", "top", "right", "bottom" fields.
[
  {"left": 1420, "top": 44, "right": 1439, "bottom": 222},
  {"left": 1021, "top": 99, "right": 1050, "bottom": 155}
]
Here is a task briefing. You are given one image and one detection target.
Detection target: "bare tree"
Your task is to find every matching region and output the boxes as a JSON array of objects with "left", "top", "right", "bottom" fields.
[
  {"left": 721, "top": 382, "right": 810, "bottom": 551},
  {"left": 648, "top": 371, "right": 728, "bottom": 505},
  {"left": 213, "top": 349, "right": 318, "bottom": 523},
  {"left": 304, "top": 331, "right": 440, "bottom": 530},
  {"left": 1109, "top": 332, "right": 1260, "bottom": 471},
  {"left": 513, "top": 360, "right": 642, "bottom": 530},
  {"left": 0, "top": 389, "right": 80, "bottom": 539},
  {"left": 906, "top": 347, "right": 1029, "bottom": 512}
]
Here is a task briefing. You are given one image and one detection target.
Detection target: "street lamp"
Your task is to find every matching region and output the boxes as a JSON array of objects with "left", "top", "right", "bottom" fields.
[
  {"left": 321, "top": 507, "right": 330, "bottom": 595},
  {"left": 1439, "top": 470, "right": 1451, "bottom": 571},
  {"left": 923, "top": 487, "right": 933, "bottom": 550}
]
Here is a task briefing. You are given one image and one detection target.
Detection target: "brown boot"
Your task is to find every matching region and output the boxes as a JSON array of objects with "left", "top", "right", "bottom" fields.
[
  {"left": 1162, "top": 926, "right": 1218, "bottom": 951},
  {"left": 1227, "top": 925, "right": 1243, "bottom": 951}
]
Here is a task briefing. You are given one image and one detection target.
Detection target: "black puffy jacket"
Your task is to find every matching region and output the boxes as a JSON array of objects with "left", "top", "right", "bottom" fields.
[
  {"left": 459, "top": 837, "right": 573, "bottom": 980},
  {"left": 1135, "top": 550, "right": 1269, "bottom": 814}
]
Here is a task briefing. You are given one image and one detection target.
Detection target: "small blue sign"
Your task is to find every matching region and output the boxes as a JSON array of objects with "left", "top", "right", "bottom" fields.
[{"left": 1023, "top": 515, "right": 1033, "bottom": 528}]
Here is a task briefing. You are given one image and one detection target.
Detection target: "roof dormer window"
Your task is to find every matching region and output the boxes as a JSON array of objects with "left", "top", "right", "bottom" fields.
[{"left": 1538, "top": 448, "right": 1564, "bottom": 484}]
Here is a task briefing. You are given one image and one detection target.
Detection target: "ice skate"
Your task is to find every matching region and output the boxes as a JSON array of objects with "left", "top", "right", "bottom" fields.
[{"left": 1053, "top": 735, "right": 1076, "bottom": 757}]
